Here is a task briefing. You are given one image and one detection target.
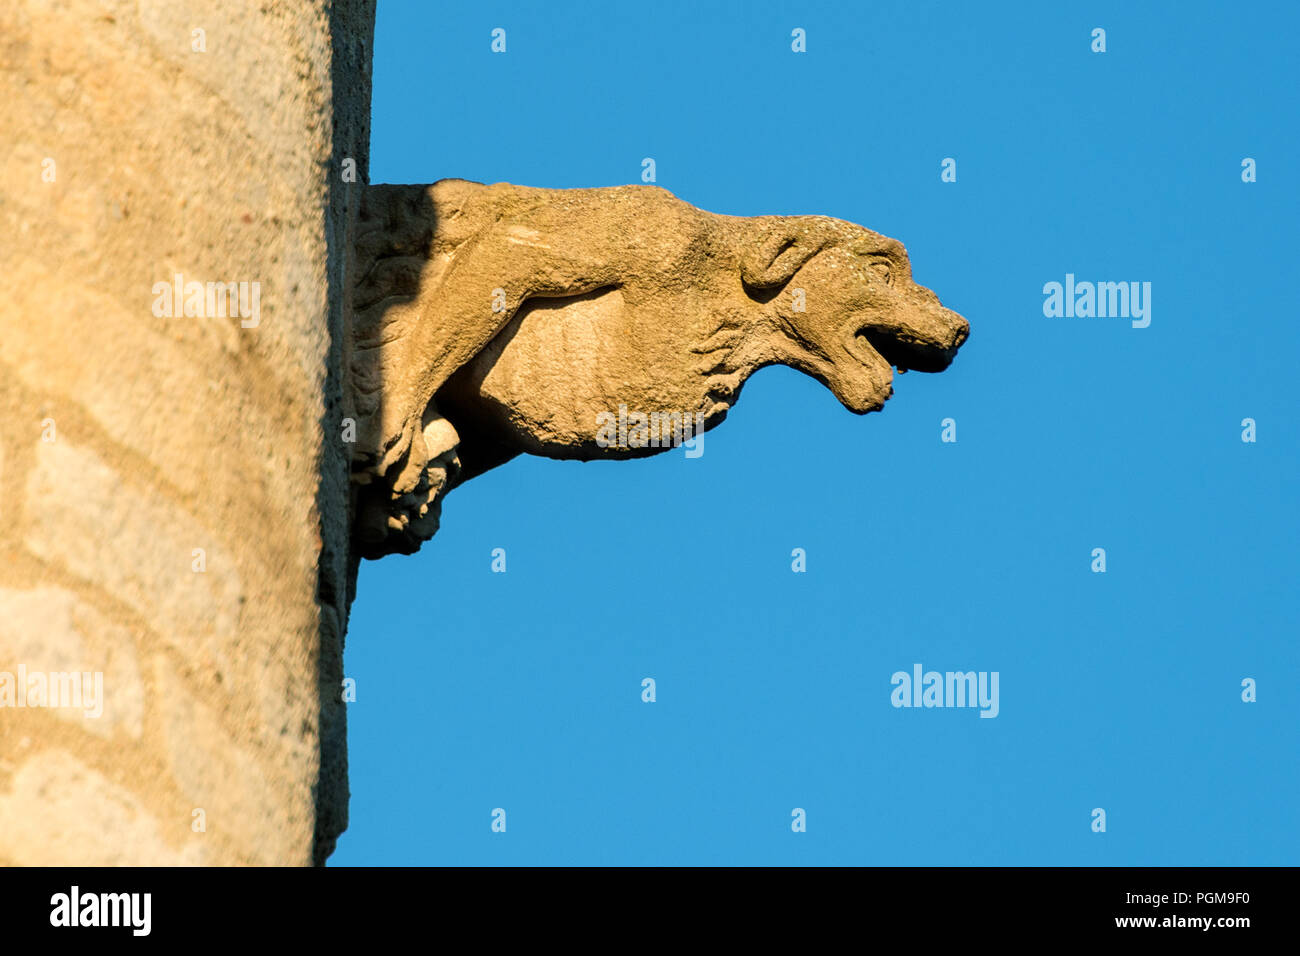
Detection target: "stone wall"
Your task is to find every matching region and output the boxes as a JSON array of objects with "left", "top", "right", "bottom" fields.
[{"left": 0, "top": 0, "right": 374, "bottom": 865}]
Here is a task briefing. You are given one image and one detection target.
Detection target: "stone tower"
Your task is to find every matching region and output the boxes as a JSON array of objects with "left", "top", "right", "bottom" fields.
[{"left": 0, "top": 0, "right": 375, "bottom": 865}]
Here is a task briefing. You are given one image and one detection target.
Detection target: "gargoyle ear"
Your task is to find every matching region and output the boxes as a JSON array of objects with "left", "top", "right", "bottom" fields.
[{"left": 740, "top": 219, "right": 833, "bottom": 290}]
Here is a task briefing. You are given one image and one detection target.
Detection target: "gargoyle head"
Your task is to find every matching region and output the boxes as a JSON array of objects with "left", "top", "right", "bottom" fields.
[{"left": 736, "top": 216, "right": 969, "bottom": 415}]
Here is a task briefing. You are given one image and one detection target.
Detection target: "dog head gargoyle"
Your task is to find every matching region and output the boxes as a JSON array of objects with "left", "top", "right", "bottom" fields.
[{"left": 350, "top": 180, "right": 969, "bottom": 557}]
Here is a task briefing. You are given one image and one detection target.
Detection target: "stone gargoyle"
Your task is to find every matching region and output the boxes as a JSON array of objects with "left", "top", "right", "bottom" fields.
[{"left": 350, "top": 179, "right": 970, "bottom": 558}]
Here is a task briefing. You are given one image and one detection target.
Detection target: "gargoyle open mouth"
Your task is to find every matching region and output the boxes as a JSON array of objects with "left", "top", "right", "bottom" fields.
[{"left": 854, "top": 325, "right": 963, "bottom": 374}]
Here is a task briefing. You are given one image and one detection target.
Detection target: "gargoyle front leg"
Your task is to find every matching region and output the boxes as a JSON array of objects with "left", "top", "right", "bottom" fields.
[
  {"left": 351, "top": 186, "right": 635, "bottom": 557},
  {"left": 369, "top": 220, "right": 623, "bottom": 488}
]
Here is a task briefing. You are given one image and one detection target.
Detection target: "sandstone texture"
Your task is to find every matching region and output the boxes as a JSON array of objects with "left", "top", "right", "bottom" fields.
[{"left": 0, "top": 0, "right": 374, "bottom": 865}]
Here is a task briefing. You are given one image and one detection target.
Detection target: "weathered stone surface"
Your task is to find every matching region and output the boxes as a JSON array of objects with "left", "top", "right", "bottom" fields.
[
  {"left": 0, "top": 588, "right": 144, "bottom": 740},
  {"left": 0, "top": 749, "right": 204, "bottom": 866},
  {"left": 351, "top": 180, "right": 969, "bottom": 557},
  {"left": 0, "top": 0, "right": 375, "bottom": 866}
]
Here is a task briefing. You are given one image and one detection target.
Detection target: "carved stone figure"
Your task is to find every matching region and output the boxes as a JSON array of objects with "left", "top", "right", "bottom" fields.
[{"left": 351, "top": 179, "right": 969, "bottom": 557}]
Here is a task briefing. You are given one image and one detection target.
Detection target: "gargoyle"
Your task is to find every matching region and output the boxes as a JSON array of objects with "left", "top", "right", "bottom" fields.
[{"left": 350, "top": 179, "right": 969, "bottom": 558}]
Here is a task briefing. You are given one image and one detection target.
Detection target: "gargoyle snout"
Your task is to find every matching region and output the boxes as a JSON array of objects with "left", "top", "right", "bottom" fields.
[{"left": 854, "top": 299, "right": 969, "bottom": 374}]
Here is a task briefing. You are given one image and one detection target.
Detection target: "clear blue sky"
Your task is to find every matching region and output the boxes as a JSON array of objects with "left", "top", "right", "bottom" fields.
[{"left": 332, "top": 0, "right": 1298, "bottom": 865}]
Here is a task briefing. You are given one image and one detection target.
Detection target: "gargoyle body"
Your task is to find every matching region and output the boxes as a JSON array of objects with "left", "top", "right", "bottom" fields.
[{"left": 351, "top": 179, "right": 969, "bottom": 557}]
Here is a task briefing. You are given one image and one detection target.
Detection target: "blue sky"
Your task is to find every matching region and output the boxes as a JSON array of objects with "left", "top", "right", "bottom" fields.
[{"left": 332, "top": 0, "right": 1298, "bottom": 865}]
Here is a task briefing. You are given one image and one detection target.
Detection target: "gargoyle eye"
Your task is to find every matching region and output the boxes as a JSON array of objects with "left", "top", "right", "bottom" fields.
[{"left": 869, "top": 260, "right": 892, "bottom": 283}]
